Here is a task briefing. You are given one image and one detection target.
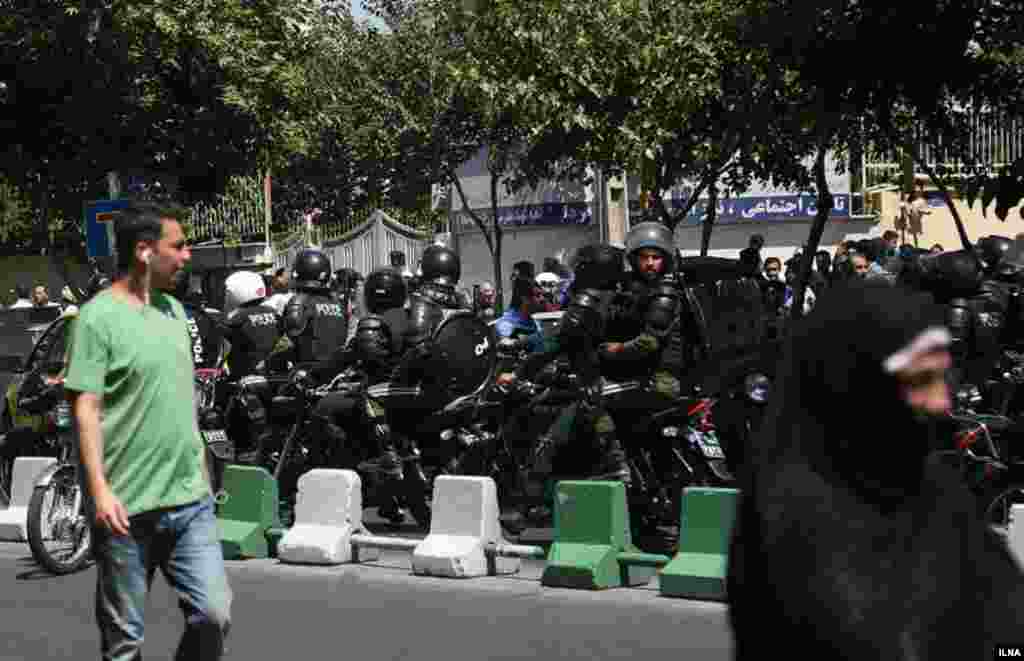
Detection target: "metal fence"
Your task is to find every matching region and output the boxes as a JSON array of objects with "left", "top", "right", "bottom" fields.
[
  {"left": 865, "top": 113, "right": 1024, "bottom": 190},
  {"left": 273, "top": 210, "right": 431, "bottom": 277},
  {"left": 187, "top": 175, "right": 268, "bottom": 244}
]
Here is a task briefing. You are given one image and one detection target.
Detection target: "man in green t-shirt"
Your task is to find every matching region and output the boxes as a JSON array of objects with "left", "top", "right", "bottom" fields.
[{"left": 64, "top": 201, "right": 231, "bottom": 661}]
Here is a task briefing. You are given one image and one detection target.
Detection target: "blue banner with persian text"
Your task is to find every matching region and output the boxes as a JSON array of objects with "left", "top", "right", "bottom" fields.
[
  {"left": 453, "top": 202, "right": 592, "bottom": 231},
  {"left": 632, "top": 193, "right": 851, "bottom": 226}
]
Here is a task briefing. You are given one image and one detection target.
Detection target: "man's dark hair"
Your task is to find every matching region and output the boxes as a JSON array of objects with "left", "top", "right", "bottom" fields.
[
  {"left": 764, "top": 257, "right": 782, "bottom": 270},
  {"left": 510, "top": 276, "right": 540, "bottom": 309},
  {"left": 512, "top": 260, "right": 535, "bottom": 281},
  {"left": 15, "top": 283, "right": 29, "bottom": 299},
  {"left": 273, "top": 267, "right": 286, "bottom": 279},
  {"left": 882, "top": 230, "right": 899, "bottom": 241},
  {"left": 114, "top": 201, "right": 184, "bottom": 272}
]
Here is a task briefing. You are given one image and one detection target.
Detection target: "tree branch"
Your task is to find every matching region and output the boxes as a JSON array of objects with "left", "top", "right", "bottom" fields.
[
  {"left": 791, "top": 96, "right": 834, "bottom": 321},
  {"left": 908, "top": 142, "right": 972, "bottom": 251},
  {"left": 448, "top": 166, "right": 494, "bottom": 255}
]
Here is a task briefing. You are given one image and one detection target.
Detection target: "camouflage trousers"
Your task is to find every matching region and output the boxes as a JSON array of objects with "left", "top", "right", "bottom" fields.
[{"left": 545, "top": 369, "right": 680, "bottom": 446}]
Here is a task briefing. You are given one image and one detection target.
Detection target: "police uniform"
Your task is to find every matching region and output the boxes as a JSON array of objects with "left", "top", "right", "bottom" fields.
[
  {"left": 281, "top": 249, "right": 349, "bottom": 366},
  {"left": 311, "top": 269, "right": 412, "bottom": 522},
  {"left": 218, "top": 270, "right": 285, "bottom": 464},
  {"left": 513, "top": 244, "right": 632, "bottom": 483},
  {"left": 222, "top": 304, "right": 281, "bottom": 379}
]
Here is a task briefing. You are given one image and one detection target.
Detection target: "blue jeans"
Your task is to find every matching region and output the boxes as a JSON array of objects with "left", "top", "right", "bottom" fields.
[{"left": 93, "top": 496, "right": 232, "bottom": 661}]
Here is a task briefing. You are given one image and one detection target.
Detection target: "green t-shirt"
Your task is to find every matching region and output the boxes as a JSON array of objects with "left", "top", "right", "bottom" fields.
[{"left": 64, "top": 289, "right": 210, "bottom": 516}]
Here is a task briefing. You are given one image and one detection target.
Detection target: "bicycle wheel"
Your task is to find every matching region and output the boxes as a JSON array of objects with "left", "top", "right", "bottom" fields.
[{"left": 26, "top": 464, "right": 92, "bottom": 575}]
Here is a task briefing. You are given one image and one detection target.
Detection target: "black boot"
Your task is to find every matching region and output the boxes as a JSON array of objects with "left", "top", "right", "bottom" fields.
[
  {"left": 236, "top": 427, "right": 272, "bottom": 465},
  {"left": 374, "top": 447, "right": 406, "bottom": 524},
  {"left": 592, "top": 434, "right": 632, "bottom": 484}
]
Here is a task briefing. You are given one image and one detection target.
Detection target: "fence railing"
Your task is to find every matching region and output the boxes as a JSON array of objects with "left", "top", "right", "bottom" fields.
[{"left": 864, "top": 113, "right": 1024, "bottom": 191}]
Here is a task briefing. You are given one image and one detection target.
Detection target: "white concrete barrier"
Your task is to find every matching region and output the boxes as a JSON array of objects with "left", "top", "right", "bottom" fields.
[
  {"left": 1007, "top": 504, "right": 1024, "bottom": 569},
  {"left": 277, "top": 469, "right": 379, "bottom": 565},
  {"left": 277, "top": 471, "right": 539, "bottom": 576},
  {"left": 411, "top": 475, "right": 520, "bottom": 578},
  {"left": 0, "top": 457, "right": 58, "bottom": 542}
]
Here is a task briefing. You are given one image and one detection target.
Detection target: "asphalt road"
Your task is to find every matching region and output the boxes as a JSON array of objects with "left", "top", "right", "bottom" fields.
[{"left": 0, "top": 517, "right": 734, "bottom": 661}]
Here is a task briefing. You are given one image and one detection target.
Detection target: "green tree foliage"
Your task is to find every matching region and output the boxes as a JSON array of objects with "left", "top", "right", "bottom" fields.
[
  {"left": 733, "top": 0, "right": 1022, "bottom": 316},
  {"left": 0, "top": 0, "right": 345, "bottom": 250},
  {"left": 453, "top": 0, "right": 817, "bottom": 241}
]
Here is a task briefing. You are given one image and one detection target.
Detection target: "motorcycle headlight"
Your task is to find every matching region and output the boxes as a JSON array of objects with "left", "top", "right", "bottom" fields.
[{"left": 744, "top": 373, "right": 771, "bottom": 404}]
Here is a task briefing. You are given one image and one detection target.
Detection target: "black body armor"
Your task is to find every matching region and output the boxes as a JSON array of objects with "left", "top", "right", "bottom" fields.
[
  {"left": 403, "top": 282, "right": 464, "bottom": 350},
  {"left": 222, "top": 303, "right": 282, "bottom": 379},
  {"left": 354, "top": 308, "right": 409, "bottom": 384},
  {"left": 282, "top": 292, "right": 349, "bottom": 364}
]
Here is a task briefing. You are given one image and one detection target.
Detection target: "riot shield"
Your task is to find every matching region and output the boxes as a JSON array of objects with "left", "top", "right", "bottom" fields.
[{"left": 429, "top": 311, "right": 497, "bottom": 398}]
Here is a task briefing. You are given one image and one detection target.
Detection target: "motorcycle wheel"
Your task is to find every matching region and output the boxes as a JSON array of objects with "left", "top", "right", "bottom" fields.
[
  {"left": 980, "top": 482, "right": 1024, "bottom": 537},
  {"left": 26, "top": 464, "right": 93, "bottom": 575}
]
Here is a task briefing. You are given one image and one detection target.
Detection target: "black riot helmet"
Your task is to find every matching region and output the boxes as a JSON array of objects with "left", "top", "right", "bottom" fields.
[
  {"left": 363, "top": 268, "right": 407, "bottom": 314},
  {"left": 420, "top": 244, "right": 461, "bottom": 286},
  {"left": 572, "top": 243, "right": 626, "bottom": 291},
  {"left": 976, "top": 235, "right": 1013, "bottom": 272},
  {"left": 291, "top": 248, "right": 332, "bottom": 292},
  {"left": 625, "top": 221, "right": 676, "bottom": 279},
  {"left": 917, "top": 248, "right": 984, "bottom": 297}
]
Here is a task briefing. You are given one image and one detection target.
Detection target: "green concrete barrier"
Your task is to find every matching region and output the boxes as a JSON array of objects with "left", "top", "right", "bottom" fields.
[
  {"left": 216, "top": 465, "right": 282, "bottom": 560},
  {"left": 659, "top": 487, "right": 739, "bottom": 601},
  {"left": 540, "top": 481, "right": 667, "bottom": 590}
]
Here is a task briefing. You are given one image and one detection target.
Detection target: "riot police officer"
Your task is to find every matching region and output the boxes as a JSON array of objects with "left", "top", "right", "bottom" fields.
[
  {"left": 497, "top": 243, "right": 632, "bottom": 483},
  {"left": 281, "top": 248, "right": 349, "bottom": 367},
  {"left": 391, "top": 244, "right": 469, "bottom": 392},
  {"left": 220, "top": 270, "right": 283, "bottom": 463},
  {"left": 372, "top": 245, "right": 470, "bottom": 509},
  {"left": 309, "top": 268, "right": 411, "bottom": 522},
  {"left": 172, "top": 272, "right": 223, "bottom": 369},
  {"left": 911, "top": 247, "right": 1000, "bottom": 387},
  {"left": 600, "top": 221, "right": 684, "bottom": 398},
  {"left": 222, "top": 270, "right": 282, "bottom": 379}
]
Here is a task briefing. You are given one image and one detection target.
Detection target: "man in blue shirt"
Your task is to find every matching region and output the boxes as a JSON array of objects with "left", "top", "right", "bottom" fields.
[{"left": 494, "top": 276, "right": 546, "bottom": 353}]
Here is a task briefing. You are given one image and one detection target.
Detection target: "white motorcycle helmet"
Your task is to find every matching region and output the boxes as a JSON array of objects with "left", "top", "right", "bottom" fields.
[
  {"left": 535, "top": 272, "right": 560, "bottom": 299},
  {"left": 224, "top": 270, "right": 267, "bottom": 314}
]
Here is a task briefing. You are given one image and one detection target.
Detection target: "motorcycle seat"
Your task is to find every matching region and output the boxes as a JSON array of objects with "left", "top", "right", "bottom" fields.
[{"left": 271, "top": 395, "right": 299, "bottom": 408}]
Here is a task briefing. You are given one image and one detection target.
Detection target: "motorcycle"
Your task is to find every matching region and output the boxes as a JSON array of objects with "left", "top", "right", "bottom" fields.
[
  {"left": 24, "top": 368, "right": 243, "bottom": 576},
  {"left": 944, "top": 380, "right": 1024, "bottom": 536},
  {"left": 25, "top": 395, "right": 92, "bottom": 575}
]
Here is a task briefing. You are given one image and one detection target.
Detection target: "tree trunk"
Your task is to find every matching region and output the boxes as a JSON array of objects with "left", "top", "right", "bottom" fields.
[
  {"left": 490, "top": 169, "right": 504, "bottom": 315},
  {"left": 701, "top": 181, "right": 718, "bottom": 257},
  {"left": 911, "top": 149, "right": 972, "bottom": 251},
  {"left": 792, "top": 111, "right": 834, "bottom": 320}
]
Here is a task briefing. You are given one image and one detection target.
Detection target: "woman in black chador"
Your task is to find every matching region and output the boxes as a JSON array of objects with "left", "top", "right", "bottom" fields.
[{"left": 727, "top": 280, "right": 1024, "bottom": 661}]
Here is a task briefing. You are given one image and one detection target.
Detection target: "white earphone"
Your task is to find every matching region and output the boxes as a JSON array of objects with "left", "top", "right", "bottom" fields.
[{"left": 142, "top": 249, "right": 152, "bottom": 265}]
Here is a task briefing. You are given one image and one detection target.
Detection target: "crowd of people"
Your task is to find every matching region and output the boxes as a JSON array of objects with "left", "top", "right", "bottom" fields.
[{"left": 35, "top": 199, "right": 1023, "bottom": 660}]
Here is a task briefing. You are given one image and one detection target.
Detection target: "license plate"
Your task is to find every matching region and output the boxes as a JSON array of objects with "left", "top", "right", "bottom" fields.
[
  {"left": 202, "top": 429, "right": 228, "bottom": 444},
  {"left": 688, "top": 429, "right": 725, "bottom": 460}
]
